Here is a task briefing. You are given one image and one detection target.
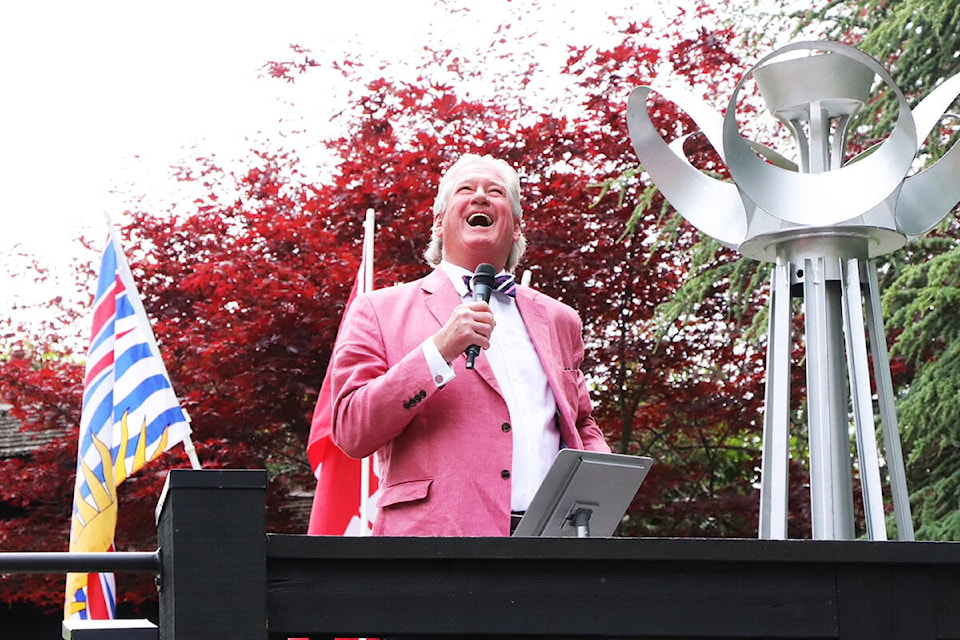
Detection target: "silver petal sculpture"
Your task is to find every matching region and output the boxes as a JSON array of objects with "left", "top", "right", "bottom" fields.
[{"left": 627, "top": 41, "right": 960, "bottom": 540}]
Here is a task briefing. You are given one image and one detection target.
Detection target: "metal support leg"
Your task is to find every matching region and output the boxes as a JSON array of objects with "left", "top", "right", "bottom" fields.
[
  {"left": 759, "top": 261, "right": 792, "bottom": 539},
  {"left": 840, "top": 258, "right": 887, "bottom": 540},
  {"left": 864, "top": 262, "right": 915, "bottom": 540},
  {"left": 803, "top": 257, "right": 855, "bottom": 540}
]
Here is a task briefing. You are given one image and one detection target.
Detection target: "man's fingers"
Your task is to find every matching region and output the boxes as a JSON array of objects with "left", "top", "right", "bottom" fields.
[{"left": 433, "top": 303, "right": 496, "bottom": 363}]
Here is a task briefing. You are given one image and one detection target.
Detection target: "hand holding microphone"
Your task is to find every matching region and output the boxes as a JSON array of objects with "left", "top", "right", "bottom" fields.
[{"left": 429, "top": 264, "right": 497, "bottom": 368}]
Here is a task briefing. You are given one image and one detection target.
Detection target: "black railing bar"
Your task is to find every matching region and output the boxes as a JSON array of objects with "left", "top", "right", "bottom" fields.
[{"left": 0, "top": 551, "right": 160, "bottom": 574}]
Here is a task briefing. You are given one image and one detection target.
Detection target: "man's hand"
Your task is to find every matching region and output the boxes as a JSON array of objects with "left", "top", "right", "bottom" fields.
[{"left": 432, "top": 301, "right": 496, "bottom": 364}]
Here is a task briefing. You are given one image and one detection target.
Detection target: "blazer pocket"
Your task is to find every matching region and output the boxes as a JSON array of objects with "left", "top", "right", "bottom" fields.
[{"left": 376, "top": 478, "right": 433, "bottom": 508}]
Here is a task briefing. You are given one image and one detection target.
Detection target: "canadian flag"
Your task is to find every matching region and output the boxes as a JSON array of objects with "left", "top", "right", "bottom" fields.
[
  {"left": 306, "top": 362, "right": 379, "bottom": 535},
  {"left": 307, "top": 210, "right": 378, "bottom": 536}
]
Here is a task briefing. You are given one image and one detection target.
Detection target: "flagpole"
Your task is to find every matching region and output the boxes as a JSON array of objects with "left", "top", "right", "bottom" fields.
[
  {"left": 179, "top": 414, "right": 202, "bottom": 470},
  {"left": 359, "top": 209, "right": 375, "bottom": 536},
  {"left": 102, "top": 213, "right": 201, "bottom": 470}
]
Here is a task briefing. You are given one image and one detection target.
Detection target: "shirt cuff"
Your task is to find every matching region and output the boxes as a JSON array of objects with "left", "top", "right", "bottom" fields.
[{"left": 421, "top": 338, "right": 456, "bottom": 387}]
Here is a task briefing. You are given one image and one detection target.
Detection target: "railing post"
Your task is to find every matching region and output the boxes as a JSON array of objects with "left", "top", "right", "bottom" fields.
[{"left": 156, "top": 469, "right": 267, "bottom": 640}]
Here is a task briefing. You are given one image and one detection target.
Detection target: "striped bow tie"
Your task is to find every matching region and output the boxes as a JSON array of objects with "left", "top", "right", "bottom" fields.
[{"left": 462, "top": 273, "right": 517, "bottom": 298}]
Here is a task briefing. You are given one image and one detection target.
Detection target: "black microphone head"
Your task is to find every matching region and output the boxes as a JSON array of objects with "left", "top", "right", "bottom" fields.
[{"left": 472, "top": 263, "right": 497, "bottom": 289}]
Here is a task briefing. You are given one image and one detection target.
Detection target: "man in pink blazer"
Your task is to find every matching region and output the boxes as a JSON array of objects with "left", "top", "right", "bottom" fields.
[{"left": 331, "top": 154, "right": 610, "bottom": 536}]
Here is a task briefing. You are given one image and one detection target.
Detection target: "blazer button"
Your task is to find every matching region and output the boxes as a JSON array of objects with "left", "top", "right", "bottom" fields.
[
  {"left": 501, "top": 469, "right": 511, "bottom": 479},
  {"left": 501, "top": 422, "right": 511, "bottom": 432}
]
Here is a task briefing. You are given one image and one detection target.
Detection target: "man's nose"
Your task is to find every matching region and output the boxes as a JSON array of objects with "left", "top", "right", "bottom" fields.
[{"left": 471, "top": 188, "right": 490, "bottom": 202}]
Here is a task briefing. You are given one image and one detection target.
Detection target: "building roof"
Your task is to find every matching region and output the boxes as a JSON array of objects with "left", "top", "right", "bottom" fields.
[{"left": 0, "top": 404, "right": 66, "bottom": 458}]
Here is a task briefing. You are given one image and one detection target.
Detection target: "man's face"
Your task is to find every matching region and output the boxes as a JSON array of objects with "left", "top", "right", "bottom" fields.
[{"left": 434, "top": 162, "right": 520, "bottom": 272}]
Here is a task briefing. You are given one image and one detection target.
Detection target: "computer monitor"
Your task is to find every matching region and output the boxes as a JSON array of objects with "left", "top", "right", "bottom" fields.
[{"left": 512, "top": 449, "right": 653, "bottom": 537}]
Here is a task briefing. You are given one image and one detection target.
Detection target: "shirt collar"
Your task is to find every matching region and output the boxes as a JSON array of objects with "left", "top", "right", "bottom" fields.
[
  {"left": 438, "top": 261, "right": 473, "bottom": 297},
  {"left": 438, "top": 261, "right": 512, "bottom": 299}
]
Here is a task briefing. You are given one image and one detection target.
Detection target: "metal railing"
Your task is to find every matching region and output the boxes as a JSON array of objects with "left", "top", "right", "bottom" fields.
[{"left": 0, "top": 551, "right": 160, "bottom": 574}]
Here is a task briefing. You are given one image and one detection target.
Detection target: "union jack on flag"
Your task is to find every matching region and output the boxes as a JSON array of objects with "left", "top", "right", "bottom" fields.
[{"left": 65, "top": 227, "right": 193, "bottom": 620}]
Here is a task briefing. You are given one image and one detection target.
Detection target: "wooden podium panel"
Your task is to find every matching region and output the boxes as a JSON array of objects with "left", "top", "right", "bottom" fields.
[{"left": 265, "top": 535, "right": 960, "bottom": 639}]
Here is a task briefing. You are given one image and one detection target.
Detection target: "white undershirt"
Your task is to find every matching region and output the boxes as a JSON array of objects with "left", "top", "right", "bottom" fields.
[{"left": 422, "top": 262, "right": 560, "bottom": 511}]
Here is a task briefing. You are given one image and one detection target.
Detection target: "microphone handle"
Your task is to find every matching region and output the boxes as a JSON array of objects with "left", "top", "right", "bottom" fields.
[
  {"left": 465, "top": 345, "right": 480, "bottom": 369},
  {"left": 465, "top": 289, "right": 490, "bottom": 370}
]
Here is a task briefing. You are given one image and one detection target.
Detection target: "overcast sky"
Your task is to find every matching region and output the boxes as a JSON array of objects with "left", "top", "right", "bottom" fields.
[
  {"left": 0, "top": 0, "right": 665, "bottom": 315},
  {"left": 2, "top": 2, "right": 426, "bottom": 255}
]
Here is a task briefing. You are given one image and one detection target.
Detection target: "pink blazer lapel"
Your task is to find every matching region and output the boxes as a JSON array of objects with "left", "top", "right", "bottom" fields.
[
  {"left": 422, "top": 268, "right": 460, "bottom": 326},
  {"left": 516, "top": 292, "right": 560, "bottom": 369}
]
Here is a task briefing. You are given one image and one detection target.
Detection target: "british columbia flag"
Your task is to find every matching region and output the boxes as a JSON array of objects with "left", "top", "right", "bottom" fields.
[{"left": 65, "top": 227, "right": 193, "bottom": 620}]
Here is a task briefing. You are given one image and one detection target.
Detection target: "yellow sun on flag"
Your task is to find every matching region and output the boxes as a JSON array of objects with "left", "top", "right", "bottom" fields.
[{"left": 65, "top": 410, "right": 170, "bottom": 617}]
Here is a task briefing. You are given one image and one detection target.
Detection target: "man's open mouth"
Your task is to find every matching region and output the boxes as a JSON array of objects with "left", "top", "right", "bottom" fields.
[{"left": 467, "top": 212, "right": 493, "bottom": 227}]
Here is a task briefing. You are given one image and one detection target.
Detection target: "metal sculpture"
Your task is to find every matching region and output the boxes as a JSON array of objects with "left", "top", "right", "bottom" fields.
[{"left": 626, "top": 41, "right": 960, "bottom": 540}]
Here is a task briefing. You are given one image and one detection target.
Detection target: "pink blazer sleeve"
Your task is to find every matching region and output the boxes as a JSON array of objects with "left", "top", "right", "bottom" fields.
[{"left": 329, "top": 287, "right": 439, "bottom": 458}]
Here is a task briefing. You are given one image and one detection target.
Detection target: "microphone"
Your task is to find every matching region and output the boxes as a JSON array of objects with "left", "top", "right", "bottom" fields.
[{"left": 465, "top": 263, "right": 496, "bottom": 370}]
